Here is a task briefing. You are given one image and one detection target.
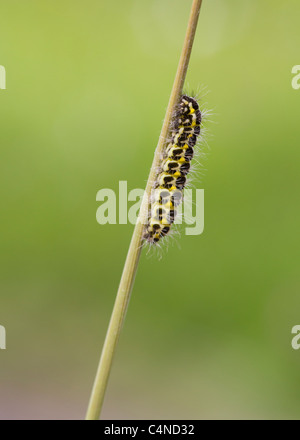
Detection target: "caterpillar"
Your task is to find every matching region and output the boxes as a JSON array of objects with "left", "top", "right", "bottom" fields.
[{"left": 144, "top": 94, "right": 202, "bottom": 244}]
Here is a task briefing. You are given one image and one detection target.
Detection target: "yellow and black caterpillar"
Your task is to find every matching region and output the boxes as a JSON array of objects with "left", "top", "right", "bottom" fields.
[{"left": 144, "top": 94, "right": 202, "bottom": 244}]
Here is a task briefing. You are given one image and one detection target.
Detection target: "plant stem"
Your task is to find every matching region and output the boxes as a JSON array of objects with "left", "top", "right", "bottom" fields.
[{"left": 85, "top": 0, "right": 203, "bottom": 421}]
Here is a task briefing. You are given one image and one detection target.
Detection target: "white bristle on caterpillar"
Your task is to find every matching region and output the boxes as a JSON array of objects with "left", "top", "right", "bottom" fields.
[{"left": 143, "top": 94, "right": 202, "bottom": 244}]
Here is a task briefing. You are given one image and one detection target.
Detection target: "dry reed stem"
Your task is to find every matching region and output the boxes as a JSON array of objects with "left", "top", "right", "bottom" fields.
[{"left": 86, "top": 0, "right": 203, "bottom": 420}]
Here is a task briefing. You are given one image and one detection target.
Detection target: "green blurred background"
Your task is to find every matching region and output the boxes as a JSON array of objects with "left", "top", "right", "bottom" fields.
[{"left": 1, "top": 0, "right": 300, "bottom": 420}]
